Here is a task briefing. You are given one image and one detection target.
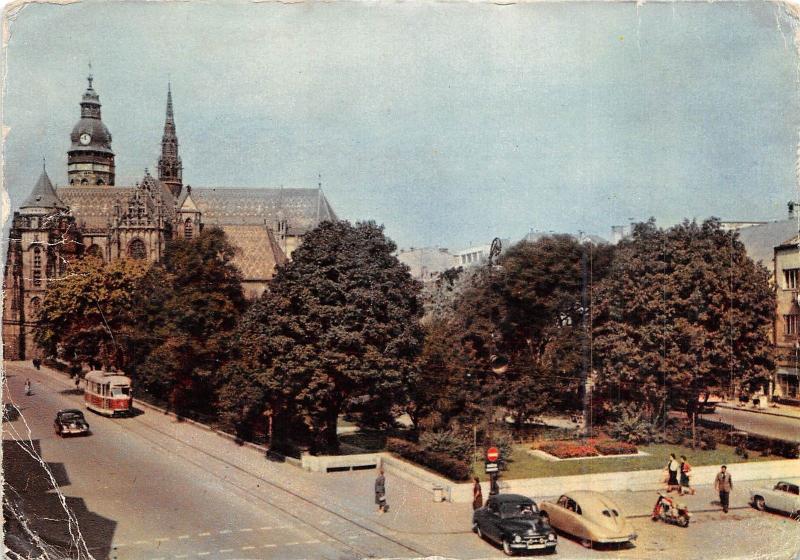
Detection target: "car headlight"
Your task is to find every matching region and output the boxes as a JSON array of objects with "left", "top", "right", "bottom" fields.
[
  {"left": 514, "top": 535, "right": 522, "bottom": 543},
  {"left": 548, "top": 533, "right": 556, "bottom": 541}
]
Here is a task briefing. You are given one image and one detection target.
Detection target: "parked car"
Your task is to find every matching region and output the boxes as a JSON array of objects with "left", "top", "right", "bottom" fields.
[
  {"left": 539, "top": 491, "right": 638, "bottom": 548},
  {"left": 750, "top": 481, "right": 800, "bottom": 519},
  {"left": 472, "top": 494, "right": 557, "bottom": 556},
  {"left": 54, "top": 409, "right": 90, "bottom": 437}
]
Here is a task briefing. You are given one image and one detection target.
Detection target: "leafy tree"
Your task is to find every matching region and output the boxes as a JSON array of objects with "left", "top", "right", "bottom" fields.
[
  {"left": 592, "top": 219, "right": 775, "bottom": 427},
  {"left": 224, "top": 220, "right": 424, "bottom": 453},
  {"left": 131, "top": 227, "right": 246, "bottom": 415},
  {"left": 35, "top": 256, "right": 150, "bottom": 369}
]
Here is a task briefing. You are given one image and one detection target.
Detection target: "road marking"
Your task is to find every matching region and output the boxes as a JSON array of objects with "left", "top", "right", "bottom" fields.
[
  {"left": 239, "top": 527, "right": 253, "bottom": 532},
  {"left": 113, "top": 543, "right": 127, "bottom": 548},
  {"left": 319, "top": 520, "right": 331, "bottom": 525},
  {"left": 219, "top": 549, "right": 234, "bottom": 554},
  {"left": 286, "top": 542, "right": 299, "bottom": 546},
  {"left": 175, "top": 556, "right": 188, "bottom": 559},
  {"left": 198, "top": 532, "right": 211, "bottom": 537},
  {"left": 177, "top": 535, "right": 190, "bottom": 540},
  {"left": 262, "top": 543, "right": 277, "bottom": 548},
  {"left": 259, "top": 526, "right": 272, "bottom": 530},
  {"left": 305, "top": 539, "right": 320, "bottom": 544},
  {"left": 241, "top": 546, "right": 255, "bottom": 550},
  {"left": 155, "top": 537, "right": 170, "bottom": 542},
  {"left": 219, "top": 529, "right": 232, "bottom": 534},
  {"left": 348, "top": 535, "right": 359, "bottom": 540},
  {"left": 197, "top": 553, "right": 210, "bottom": 557},
  {"left": 134, "top": 540, "right": 148, "bottom": 545}
]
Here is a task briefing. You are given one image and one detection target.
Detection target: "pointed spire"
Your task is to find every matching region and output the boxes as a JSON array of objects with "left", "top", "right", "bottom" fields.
[
  {"left": 165, "top": 82, "right": 175, "bottom": 127},
  {"left": 21, "top": 168, "right": 67, "bottom": 211},
  {"left": 159, "top": 83, "right": 183, "bottom": 198}
]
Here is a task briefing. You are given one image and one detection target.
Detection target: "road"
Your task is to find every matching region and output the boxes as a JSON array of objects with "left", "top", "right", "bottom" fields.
[
  {"left": 2, "top": 362, "right": 424, "bottom": 560},
  {"left": 706, "top": 406, "right": 800, "bottom": 442},
  {"left": 4, "top": 361, "right": 800, "bottom": 560}
]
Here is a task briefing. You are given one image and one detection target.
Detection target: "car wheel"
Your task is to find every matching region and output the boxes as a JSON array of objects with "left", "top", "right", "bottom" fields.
[
  {"left": 753, "top": 496, "right": 766, "bottom": 511},
  {"left": 502, "top": 539, "right": 515, "bottom": 556},
  {"left": 580, "top": 538, "right": 593, "bottom": 549},
  {"left": 547, "top": 545, "right": 557, "bottom": 555},
  {"left": 792, "top": 511, "right": 800, "bottom": 522},
  {"left": 677, "top": 515, "right": 690, "bottom": 528}
]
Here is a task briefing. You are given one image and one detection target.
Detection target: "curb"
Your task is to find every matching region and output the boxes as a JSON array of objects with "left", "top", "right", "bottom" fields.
[{"left": 715, "top": 402, "right": 800, "bottom": 421}]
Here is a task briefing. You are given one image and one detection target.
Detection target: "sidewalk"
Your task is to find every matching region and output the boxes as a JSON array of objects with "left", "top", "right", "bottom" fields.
[{"left": 715, "top": 400, "right": 800, "bottom": 421}]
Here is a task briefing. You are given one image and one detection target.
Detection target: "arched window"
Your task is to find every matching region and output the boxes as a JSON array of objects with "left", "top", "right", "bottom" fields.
[
  {"left": 128, "top": 238, "right": 147, "bottom": 260},
  {"left": 85, "top": 244, "right": 104, "bottom": 262},
  {"left": 80, "top": 178, "right": 88, "bottom": 185},
  {"left": 96, "top": 179, "right": 105, "bottom": 186},
  {"left": 184, "top": 218, "right": 194, "bottom": 240},
  {"left": 29, "top": 297, "right": 41, "bottom": 319}
]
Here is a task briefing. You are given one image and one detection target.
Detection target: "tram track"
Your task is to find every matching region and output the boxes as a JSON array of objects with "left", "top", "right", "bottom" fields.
[{"left": 13, "top": 367, "right": 428, "bottom": 559}]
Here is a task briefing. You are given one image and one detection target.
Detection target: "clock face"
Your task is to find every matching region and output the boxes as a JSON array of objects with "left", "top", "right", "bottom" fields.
[{"left": 79, "top": 133, "right": 91, "bottom": 145}]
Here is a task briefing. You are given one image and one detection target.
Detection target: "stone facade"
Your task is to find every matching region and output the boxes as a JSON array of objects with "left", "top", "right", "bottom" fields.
[
  {"left": 774, "top": 236, "right": 800, "bottom": 401},
  {"left": 2, "top": 76, "right": 336, "bottom": 359}
]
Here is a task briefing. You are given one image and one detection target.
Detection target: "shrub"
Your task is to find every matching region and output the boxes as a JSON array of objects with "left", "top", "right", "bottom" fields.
[
  {"left": 386, "top": 437, "right": 471, "bottom": 481},
  {"left": 418, "top": 429, "right": 473, "bottom": 462},
  {"left": 594, "top": 439, "right": 638, "bottom": 456},
  {"left": 607, "top": 411, "right": 663, "bottom": 445}
]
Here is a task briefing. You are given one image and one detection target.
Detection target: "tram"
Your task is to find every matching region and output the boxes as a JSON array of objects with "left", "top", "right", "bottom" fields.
[{"left": 83, "top": 370, "right": 133, "bottom": 416}]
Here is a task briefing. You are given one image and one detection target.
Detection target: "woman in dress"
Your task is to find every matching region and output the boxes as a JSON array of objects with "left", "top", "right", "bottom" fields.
[
  {"left": 472, "top": 477, "right": 483, "bottom": 511},
  {"left": 667, "top": 453, "right": 680, "bottom": 492},
  {"left": 679, "top": 455, "right": 695, "bottom": 495}
]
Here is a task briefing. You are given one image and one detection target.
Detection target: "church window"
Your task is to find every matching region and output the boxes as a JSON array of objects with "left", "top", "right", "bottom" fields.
[
  {"left": 33, "top": 270, "right": 42, "bottom": 287},
  {"left": 32, "top": 246, "right": 42, "bottom": 286},
  {"left": 81, "top": 178, "right": 88, "bottom": 185},
  {"left": 184, "top": 218, "right": 194, "bottom": 240},
  {"left": 128, "top": 238, "right": 147, "bottom": 260},
  {"left": 29, "top": 297, "right": 41, "bottom": 319},
  {"left": 97, "top": 179, "right": 105, "bottom": 186},
  {"left": 785, "top": 314, "right": 799, "bottom": 336}
]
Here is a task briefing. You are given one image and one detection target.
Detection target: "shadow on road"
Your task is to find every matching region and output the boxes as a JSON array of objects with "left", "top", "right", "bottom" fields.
[{"left": 3, "top": 439, "right": 117, "bottom": 559}]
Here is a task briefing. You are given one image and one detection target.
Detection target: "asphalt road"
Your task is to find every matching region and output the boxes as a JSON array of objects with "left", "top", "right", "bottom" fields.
[
  {"left": 4, "top": 361, "right": 800, "bottom": 560},
  {"left": 706, "top": 406, "right": 800, "bottom": 442},
  {"left": 2, "top": 362, "right": 424, "bottom": 560}
]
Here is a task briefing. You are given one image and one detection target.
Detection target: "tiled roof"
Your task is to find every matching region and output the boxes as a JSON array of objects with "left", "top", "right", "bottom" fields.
[
  {"left": 220, "top": 224, "right": 288, "bottom": 280},
  {"left": 185, "top": 187, "right": 337, "bottom": 233},
  {"left": 21, "top": 171, "right": 67, "bottom": 211},
  {"left": 57, "top": 186, "right": 136, "bottom": 227}
]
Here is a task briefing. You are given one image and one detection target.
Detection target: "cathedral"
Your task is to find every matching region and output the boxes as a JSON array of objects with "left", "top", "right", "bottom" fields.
[{"left": 3, "top": 75, "right": 337, "bottom": 360}]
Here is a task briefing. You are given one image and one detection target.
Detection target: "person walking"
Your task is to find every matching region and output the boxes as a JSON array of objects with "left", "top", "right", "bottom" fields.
[
  {"left": 375, "top": 468, "right": 387, "bottom": 514},
  {"left": 666, "top": 453, "right": 680, "bottom": 493},
  {"left": 714, "top": 465, "right": 733, "bottom": 513},
  {"left": 24, "top": 379, "right": 32, "bottom": 396},
  {"left": 472, "top": 477, "right": 483, "bottom": 511},
  {"left": 679, "top": 455, "right": 695, "bottom": 495}
]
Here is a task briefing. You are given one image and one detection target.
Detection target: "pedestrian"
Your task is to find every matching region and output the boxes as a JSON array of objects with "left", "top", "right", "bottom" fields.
[
  {"left": 375, "top": 468, "right": 387, "bottom": 514},
  {"left": 24, "top": 379, "right": 31, "bottom": 396},
  {"left": 666, "top": 453, "right": 680, "bottom": 493},
  {"left": 32, "top": 358, "right": 40, "bottom": 370},
  {"left": 714, "top": 465, "right": 733, "bottom": 513},
  {"left": 74, "top": 375, "right": 81, "bottom": 391},
  {"left": 472, "top": 477, "right": 483, "bottom": 511},
  {"left": 679, "top": 455, "right": 695, "bottom": 496}
]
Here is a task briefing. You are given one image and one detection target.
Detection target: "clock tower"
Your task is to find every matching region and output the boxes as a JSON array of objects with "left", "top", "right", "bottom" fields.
[{"left": 67, "top": 73, "right": 115, "bottom": 186}]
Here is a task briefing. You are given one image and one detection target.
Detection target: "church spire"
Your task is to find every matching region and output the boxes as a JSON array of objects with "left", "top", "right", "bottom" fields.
[{"left": 158, "top": 82, "right": 182, "bottom": 198}]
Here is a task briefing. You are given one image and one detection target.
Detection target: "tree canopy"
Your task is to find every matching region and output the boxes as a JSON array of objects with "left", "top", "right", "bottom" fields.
[{"left": 592, "top": 219, "right": 775, "bottom": 423}]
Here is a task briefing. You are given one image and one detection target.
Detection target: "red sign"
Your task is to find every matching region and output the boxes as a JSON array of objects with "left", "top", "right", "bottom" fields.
[{"left": 486, "top": 447, "right": 500, "bottom": 462}]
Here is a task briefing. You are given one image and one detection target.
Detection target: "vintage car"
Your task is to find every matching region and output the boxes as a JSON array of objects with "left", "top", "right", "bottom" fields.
[
  {"left": 472, "top": 494, "right": 557, "bottom": 556},
  {"left": 750, "top": 481, "right": 800, "bottom": 519},
  {"left": 54, "top": 409, "right": 91, "bottom": 437},
  {"left": 539, "top": 491, "right": 637, "bottom": 548}
]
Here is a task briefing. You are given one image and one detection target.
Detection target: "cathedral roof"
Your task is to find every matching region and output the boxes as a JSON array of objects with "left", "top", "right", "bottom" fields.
[
  {"left": 57, "top": 186, "right": 135, "bottom": 227},
  {"left": 181, "top": 187, "right": 337, "bottom": 232},
  {"left": 20, "top": 170, "right": 68, "bottom": 212},
  {"left": 217, "top": 224, "right": 288, "bottom": 281}
]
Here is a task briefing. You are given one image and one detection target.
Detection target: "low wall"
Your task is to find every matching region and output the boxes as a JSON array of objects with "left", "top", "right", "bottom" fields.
[
  {"left": 378, "top": 453, "right": 457, "bottom": 502},
  {"left": 301, "top": 452, "right": 380, "bottom": 473}
]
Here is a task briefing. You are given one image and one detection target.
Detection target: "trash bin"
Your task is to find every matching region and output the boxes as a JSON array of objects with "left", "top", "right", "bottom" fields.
[{"left": 432, "top": 485, "right": 444, "bottom": 503}]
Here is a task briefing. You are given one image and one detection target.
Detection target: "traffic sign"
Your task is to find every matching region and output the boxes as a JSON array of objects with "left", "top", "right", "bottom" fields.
[
  {"left": 485, "top": 462, "right": 499, "bottom": 473},
  {"left": 486, "top": 447, "right": 500, "bottom": 462}
]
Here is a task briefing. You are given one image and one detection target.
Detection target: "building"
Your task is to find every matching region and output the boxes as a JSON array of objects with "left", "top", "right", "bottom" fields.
[
  {"left": 3, "top": 75, "right": 336, "bottom": 360},
  {"left": 773, "top": 235, "right": 800, "bottom": 402},
  {"left": 395, "top": 247, "right": 454, "bottom": 282}
]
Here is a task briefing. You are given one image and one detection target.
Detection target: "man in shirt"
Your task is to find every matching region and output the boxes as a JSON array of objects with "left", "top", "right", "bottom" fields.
[{"left": 714, "top": 465, "right": 733, "bottom": 513}]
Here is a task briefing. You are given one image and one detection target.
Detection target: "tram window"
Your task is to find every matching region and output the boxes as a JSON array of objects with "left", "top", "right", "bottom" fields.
[{"left": 111, "top": 386, "right": 130, "bottom": 397}]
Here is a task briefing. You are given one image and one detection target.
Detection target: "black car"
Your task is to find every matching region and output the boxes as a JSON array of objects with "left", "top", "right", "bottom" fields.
[
  {"left": 54, "top": 409, "right": 90, "bottom": 437},
  {"left": 473, "top": 494, "right": 557, "bottom": 556}
]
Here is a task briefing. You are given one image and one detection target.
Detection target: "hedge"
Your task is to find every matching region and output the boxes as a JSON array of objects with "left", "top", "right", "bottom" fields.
[
  {"left": 386, "top": 437, "right": 472, "bottom": 481},
  {"left": 696, "top": 418, "right": 799, "bottom": 459}
]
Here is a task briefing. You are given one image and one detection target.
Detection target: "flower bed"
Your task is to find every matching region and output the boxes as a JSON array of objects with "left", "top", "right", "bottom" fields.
[{"left": 535, "top": 438, "right": 638, "bottom": 459}]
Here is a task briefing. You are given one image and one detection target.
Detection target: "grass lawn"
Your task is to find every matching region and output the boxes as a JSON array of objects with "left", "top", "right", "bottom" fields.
[{"left": 474, "top": 442, "right": 778, "bottom": 480}]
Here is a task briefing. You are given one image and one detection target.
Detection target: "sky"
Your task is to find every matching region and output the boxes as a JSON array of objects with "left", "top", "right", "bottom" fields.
[{"left": 2, "top": 0, "right": 800, "bottom": 250}]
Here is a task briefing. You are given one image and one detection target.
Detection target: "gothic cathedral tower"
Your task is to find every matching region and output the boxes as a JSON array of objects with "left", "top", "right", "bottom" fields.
[
  {"left": 158, "top": 84, "right": 183, "bottom": 198},
  {"left": 67, "top": 74, "right": 115, "bottom": 186}
]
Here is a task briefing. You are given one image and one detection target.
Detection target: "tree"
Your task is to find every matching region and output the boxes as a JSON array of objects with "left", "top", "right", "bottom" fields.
[
  {"left": 131, "top": 227, "right": 246, "bottom": 415},
  {"left": 225, "top": 220, "right": 424, "bottom": 454},
  {"left": 592, "top": 219, "right": 775, "bottom": 428},
  {"left": 35, "top": 256, "right": 150, "bottom": 370}
]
